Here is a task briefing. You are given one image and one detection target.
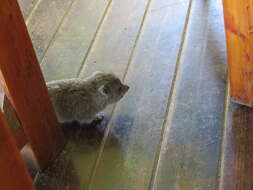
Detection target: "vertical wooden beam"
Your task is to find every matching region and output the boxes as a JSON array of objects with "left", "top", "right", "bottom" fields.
[
  {"left": 3, "top": 96, "right": 28, "bottom": 150},
  {"left": 0, "top": 0, "right": 65, "bottom": 168},
  {"left": 222, "top": 0, "right": 253, "bottom": 106},
  {"left": 0, "top": 111, "right": 36, "bottom": 190},
  {"left": 0, "top": 86, "right": 28, "bottom": 150}
]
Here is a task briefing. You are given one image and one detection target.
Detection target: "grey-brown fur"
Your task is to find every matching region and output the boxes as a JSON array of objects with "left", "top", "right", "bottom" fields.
[{"left": 46, "top": 72, "right": 129, "bottom": 123}]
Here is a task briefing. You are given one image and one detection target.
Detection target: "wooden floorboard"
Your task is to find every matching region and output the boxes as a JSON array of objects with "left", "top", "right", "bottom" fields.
[
  {"left": 219, "top": 100, "right": 253, "bottom": 190},
  {"left": 74, "top": 0, "right": 153, "bottom": 188},
  {"left": 88, "top": 0, "right": 191, "bottom": 189},
  {"left": 26, "top": 0, "right": 74, "bottom": 61},
  {"left": 78, "top": 0, "right": 150, "bottom": 79},
  {"left": 41, "top": 0, "right": 111, "bottom": 81},
  {"left": 17, "top": 0, "right": 245, "bottom": 188},
  {"left": 152, "top": 0, "right": 227, "bottom": 189},
  {"left": 36, "top": 0, "right": 152, "bottom": 189},
  {"left": 18, "top": 0, "right": 39, "bottom": 20},
  {"left": 150, "top": 0, "right": 184, "bottom": 10}
]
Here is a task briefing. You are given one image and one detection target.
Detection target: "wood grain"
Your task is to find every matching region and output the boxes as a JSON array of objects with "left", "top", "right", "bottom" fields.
[
  {"left": 3, "top": 97, "right": 28, "bottom": 150},
  {"left": 27, "top": 0, "right": 74, "bottom": 61},
  {"left": 153, "top": 0, "right": 227, "bottom": 189},
  {"left": 89, "top": 1, "right": 191, "bottom": 189},
  {"left": 222, "top": 0, "right": 253, "bottom": 106},
  {"left": 77, "top": 0, "right": 152, "bottom": 188},
  {"left": 79, "top": 0, "right": 150, "bottom": 78},
  {"left": 219, "top": 102, "right": 253, "bottom": 190},
  {"left": 0, "top": 0, "right": 65, "bottom": 168},
  {"left": 41, "top": 0, "right": 110, "bottom": 81},
  {"left": 0, "top": 111, "right": 36, "bottom": 190},
  {"left": 18, "top": 0, "right": 38, "bottom": 19}
]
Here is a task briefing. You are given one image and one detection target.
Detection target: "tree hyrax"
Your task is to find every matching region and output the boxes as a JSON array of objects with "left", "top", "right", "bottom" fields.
[{"left": 46, "top": 72, "right": 129, "bottom": 123}]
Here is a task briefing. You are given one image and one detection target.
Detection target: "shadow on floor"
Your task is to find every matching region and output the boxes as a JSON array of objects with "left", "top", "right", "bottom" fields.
[{"left": 35, "top": 116, "right": 123, "bottom": 190}]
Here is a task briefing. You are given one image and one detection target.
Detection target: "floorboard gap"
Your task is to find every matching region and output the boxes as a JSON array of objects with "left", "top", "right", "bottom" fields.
[
  {"left": 86, "top": 0, "right": 154, "bottom": 188},
  {"left": 148, "top": 0, "right": 194, "bottom": 189},
  {"left": 77, "top": 0, "right": 113, "bottom": 77},
  {"left": 39, "top": 0, "right": 77, "bottom": 64}
]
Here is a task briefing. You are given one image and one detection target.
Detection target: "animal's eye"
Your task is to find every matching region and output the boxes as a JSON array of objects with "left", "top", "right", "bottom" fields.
[
  {"left": 103, "top": 86, "right": 110, "bottom": 94},
  {"left": 118, "top": 86, "right": 122, "bottom": 92}
]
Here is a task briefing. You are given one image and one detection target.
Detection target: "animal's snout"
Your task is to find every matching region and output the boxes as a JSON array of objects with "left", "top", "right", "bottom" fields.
[{"left": 124, "top": 85, "right": 129, "bottom": 91}]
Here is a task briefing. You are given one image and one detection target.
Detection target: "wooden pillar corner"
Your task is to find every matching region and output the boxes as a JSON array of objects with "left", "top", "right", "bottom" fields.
[
  {"left": 222, "top": 0, "right": 253, "bottom": 106},
  {"left": 0, "top": 0, "right": 66, "bottom": 168},
  {"left": 0, "top": 111, "right": 36, "bottom": 190}
]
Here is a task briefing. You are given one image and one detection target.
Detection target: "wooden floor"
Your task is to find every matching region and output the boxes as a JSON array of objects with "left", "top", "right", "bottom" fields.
[{"left": 18, "top": 0, "right": 253, "bottom": 189}]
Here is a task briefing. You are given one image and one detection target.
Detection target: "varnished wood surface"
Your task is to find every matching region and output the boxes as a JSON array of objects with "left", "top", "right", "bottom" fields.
[
  {"left": 220, "top": 101, "right": 253, "bottom": 190},
  {"left": 3, "top": 97, "right": 28, "bottom": 150},
  {"left": 153, "top": 0, "right": 227, "bottom": 189},
  {"left": 0, "top": 111, "right": 36, "bottom": 190},
  {"left": 0, "top": 0, "right": 65, "bottom": 168},
  {"left": 222, "top": 0, "right": 253, "bottom": 106},
  {"left": 0, "top": 87, "right": 28, "bottom": 150},
  {"left": 89, "top": 1, "right": 191, "bottom": 189}
]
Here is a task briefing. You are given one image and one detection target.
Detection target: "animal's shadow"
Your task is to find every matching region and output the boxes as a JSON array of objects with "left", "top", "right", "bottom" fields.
[
  {"left": 60, "top": 114, "right": 134, "bottom": 147},
  {"left": 36, "top": 114, "right": 133, "bottom": 190},
  {"left": 60, "top": 116, "right": 111, "bottom": 146}
]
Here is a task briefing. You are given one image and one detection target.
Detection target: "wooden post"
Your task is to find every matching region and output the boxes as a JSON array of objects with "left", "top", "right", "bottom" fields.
[
  {"left": 3, "top": 96, "right": 28, "bottom": 150},
  {"left": 222, "top": 0, "right": 253, "bottom": 106},
  {"left": 0, "top": 111, "right": 36, "bottom": 190},
  {"left": 0, "top": 0, "right": 65, "bottom": 168}
]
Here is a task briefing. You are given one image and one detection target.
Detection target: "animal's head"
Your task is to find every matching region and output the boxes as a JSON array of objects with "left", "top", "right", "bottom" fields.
[{"left": 92, "top": 71, "right": 129, "bottom": 104}]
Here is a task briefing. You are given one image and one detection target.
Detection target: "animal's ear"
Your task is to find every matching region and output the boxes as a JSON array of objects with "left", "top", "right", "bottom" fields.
[{"left": 98, "top": 85, "right": 110, "bottom": 97}]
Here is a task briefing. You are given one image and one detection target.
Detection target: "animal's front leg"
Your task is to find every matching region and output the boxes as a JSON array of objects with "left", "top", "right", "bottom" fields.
[{"left": 90, "top": 113, "right": 105, "bottom": 126}]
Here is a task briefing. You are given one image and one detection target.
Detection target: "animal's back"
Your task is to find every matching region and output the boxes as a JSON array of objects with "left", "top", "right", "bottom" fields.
[
  {"left": 46, "top": 78, "right": 101, "bottom": 122},
  {"left": 47, "top": 78, "right": 84, "bottom": 121}
]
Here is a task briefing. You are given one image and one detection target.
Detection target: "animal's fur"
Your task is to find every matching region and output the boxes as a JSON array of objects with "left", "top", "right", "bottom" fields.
[{"left": 46, "top": 72, "right": 129, "bottom": 122}]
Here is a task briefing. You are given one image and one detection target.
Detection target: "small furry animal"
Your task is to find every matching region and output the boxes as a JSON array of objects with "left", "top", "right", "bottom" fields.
[{"left": 46, "top": 72, "right": 129, "bottom": 123}]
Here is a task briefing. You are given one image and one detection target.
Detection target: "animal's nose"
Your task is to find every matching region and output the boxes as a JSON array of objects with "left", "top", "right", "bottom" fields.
[{"left": 124, "top": 85, "right": 130, "bottom": 91}]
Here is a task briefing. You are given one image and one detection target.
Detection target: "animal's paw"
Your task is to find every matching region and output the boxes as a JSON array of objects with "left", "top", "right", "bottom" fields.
[
  {"left": 91, "top": 113, "right": 104, "bottom": 126},
  {"left": 95, "top": 113, "right": 105, "bottom": 122}
]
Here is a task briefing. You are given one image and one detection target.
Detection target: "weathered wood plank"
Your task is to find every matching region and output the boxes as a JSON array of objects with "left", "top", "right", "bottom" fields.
[
  {"left": 0, "top": 111, "right": 36, "bottom": 190},
  {"left": 150, "top": 0, "right": 184, "bottom": 10},
  {"left": 27, "top": 0, "right": 74, "bottom": 61},
  {"left": 219, "top": 102, "right": 253, "bottom": 190},
  {"left": 41, "top": 0, "right": 110, "bottom": 81},
  {"left": 35, "top": 121, "right": 107, "bottom": 190},
  {"left": 0, "top": 0, "right": 65, "bottom": 168},
  {"left": 18, "top": 0, "right": 38, "bottom": 20},
  {"left": 153, "top": 0, "right": 227, "bottom": 189},
  {"left": 79, "top": 0, "right": 149, "bottom": 78},
  {"left": 89, "top": 1, "right": 191, "bottom": 189},
  {"left": 222, "top": 0, "right": 253, "bottom": 106},
  {"left": 71, "top": 0, "right": 155, "bottom": 188},
  {"left": 36, "top": 0, "right": 153, "bottom": 188}
]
